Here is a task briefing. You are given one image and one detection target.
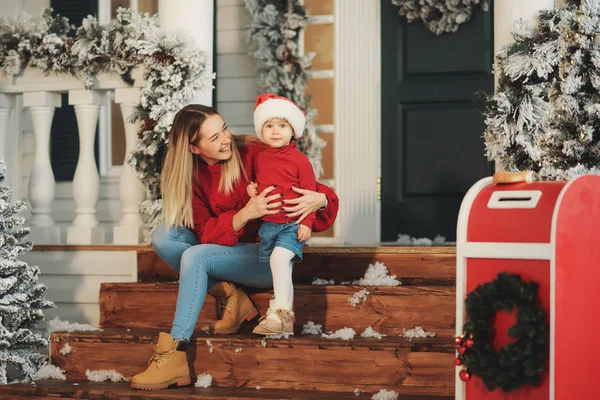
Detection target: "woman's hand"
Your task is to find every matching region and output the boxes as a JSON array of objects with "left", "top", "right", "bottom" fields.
[
  {"left": 283, "top": 186, "right": 326, "bottom": 225},
  {"left": 241, "top": 185, "right": 282, "bottom": 221}
]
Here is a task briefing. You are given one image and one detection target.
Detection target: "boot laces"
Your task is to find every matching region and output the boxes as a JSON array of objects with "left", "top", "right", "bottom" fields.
[
  {"left": 148, "top": 343, "right": 176, "bottom": 367},
  {"left": 217, "top": 286, "right": 237, "bottom": 315}
]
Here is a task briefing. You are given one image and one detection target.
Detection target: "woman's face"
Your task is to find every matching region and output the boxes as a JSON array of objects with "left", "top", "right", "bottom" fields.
[{"left": 189, "top": 113, "right": 233, "bottom": 165}]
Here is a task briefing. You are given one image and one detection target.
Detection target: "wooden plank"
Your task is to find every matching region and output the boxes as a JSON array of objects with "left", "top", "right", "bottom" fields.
[
  {"left": 99, "top": 284, "right": 455, "bottom": 336},
  {"left": 1, "top": 380, "right": 454, "bottom": 399},
  {"left": 49, "top": 330, "right": 454, "bottom": 396},
  {"left": 138, "top": 249, "right": 456, "bottom": 286}
]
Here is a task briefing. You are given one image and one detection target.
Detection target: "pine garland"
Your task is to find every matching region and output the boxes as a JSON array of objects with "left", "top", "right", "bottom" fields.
[
  {"left": 457, "top": 273, "right": 548, "bottom": 392},
  {"left": 245, "top": 0, "right": 325, "bottom": 177},
  {"left": 0, "top": 159, "right": 54, "bottom": 384},
  {"left": 0, "top": 8, "right": 211, "bottom": 235},
  {"left": 391, "top": 0, "right": 491, "bottom": 35}
]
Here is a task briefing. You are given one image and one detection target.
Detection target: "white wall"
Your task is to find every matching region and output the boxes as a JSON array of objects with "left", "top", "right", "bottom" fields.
[
  {"left": 216, "top": 0, "right": 258, "bottom": 134},
  {"left": 21, "top": 250, "right": 138, "bottom": 329},
  {"left": 0, "top": 0, "right": 49, "bottom": 17}
]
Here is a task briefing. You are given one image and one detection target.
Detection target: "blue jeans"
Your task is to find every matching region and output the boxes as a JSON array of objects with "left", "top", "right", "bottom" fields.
[{"left": 151, "top": 224, "right": 273, "bottom": 341}]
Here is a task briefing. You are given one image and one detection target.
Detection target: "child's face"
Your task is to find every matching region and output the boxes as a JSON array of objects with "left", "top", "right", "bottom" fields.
[{"left": 261, "top": 118, "right": 294, "bottom": 148}]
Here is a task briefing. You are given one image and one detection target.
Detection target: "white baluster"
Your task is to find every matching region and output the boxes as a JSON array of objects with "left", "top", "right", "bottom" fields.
[
  {"left": 67, "top": 90, "right": 105, "bottom": 244},
  {"left": 23, "top": 92, "right": 62, "bottom": 244},
  {"left": 0, "top": 94, "right": 15, "bottom": 184},
  {"left": 113, "top": 88, "right": 145, "bottom": 244}
]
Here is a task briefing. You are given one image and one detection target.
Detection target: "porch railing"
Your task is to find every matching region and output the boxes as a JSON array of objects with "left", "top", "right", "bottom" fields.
[{"left": 0, "top": 67, "right": 146, "bottom": 245}]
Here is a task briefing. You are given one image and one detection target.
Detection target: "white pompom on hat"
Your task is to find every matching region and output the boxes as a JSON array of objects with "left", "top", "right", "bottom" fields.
[{"left": 253, "top": 93, "right": 306, "bottom": 141}]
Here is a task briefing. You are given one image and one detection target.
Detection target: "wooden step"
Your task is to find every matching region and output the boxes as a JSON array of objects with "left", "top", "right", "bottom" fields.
[
  {"left": 1, "top": 380, "right": 454, "bottom": 399},
  {"left": 49, "top": 329, "right": 455, "bottom": 397},
  {"left": 100, "top": 283, "right": 455, "bottom": 336},
  {"left": 137, "top": 246, "right": 457, "bottom": 285}
]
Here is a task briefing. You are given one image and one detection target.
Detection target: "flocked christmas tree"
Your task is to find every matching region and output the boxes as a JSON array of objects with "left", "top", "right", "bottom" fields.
[
  {"left": 538, "top": 0, "right": 600, "bottom": 179},
  {"left": 0, "top": 160, "right": 54, "bottom": 384},
  {"left": 482, "top": 0, "right": 600, "bottom": 180},
  {"left": 481, "top": 9, "right": 560, "bottom": 173}
]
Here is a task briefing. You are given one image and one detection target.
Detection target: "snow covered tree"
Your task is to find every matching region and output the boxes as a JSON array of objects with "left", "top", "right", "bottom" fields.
[
  {"left": 481, "top": 9, "right": 560, "bottom": 173},
  {"left": 0, "top": 160, "right": 54, "bottom": 384},
  {"left": 538, "top": 0, "right": 600, "bottom": 179}
]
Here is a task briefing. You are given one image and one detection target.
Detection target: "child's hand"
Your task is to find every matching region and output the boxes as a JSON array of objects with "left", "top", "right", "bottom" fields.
[
  {"left": 297, "top": 225, "right": 312, "bottom": 242},
  {"left": 247, "top": 182, "right": 258, "bottom": 197}
]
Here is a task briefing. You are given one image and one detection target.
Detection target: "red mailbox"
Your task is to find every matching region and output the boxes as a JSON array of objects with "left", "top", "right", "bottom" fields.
[{"left": 456, "top": 174, "right": 600, "bottom": 400}]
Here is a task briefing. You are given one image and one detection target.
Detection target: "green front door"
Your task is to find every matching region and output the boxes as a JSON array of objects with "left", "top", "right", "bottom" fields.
[{"left": 381, "top": 2, "right": 494, "bottom": 242}]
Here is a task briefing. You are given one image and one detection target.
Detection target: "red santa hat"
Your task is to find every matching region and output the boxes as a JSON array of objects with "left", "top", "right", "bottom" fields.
[{"left": 253, "top": 93, "right": 306, "bottom": 141}]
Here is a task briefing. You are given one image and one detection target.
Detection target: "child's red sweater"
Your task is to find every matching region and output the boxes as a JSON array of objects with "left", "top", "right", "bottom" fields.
[
  {"left": 191, "top": 142, "right": 338, "bottom": 245},
  {"left": 255, "top": 142, "right": 316, "bottom": 228}
]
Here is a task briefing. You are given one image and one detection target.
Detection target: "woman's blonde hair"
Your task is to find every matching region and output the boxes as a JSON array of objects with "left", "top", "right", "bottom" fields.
[{"left": 160, "top": 104, "right": 259, "bottom": 228}]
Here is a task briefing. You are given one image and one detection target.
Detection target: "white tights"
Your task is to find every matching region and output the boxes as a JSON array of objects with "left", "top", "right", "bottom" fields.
[{"left": 266, "top": 247, "right": 295, "bottom": 320}]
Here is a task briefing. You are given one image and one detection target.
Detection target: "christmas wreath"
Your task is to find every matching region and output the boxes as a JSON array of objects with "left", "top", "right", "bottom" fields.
[{"left": 455, "top": 272, "right": 548, "bottom": 392}]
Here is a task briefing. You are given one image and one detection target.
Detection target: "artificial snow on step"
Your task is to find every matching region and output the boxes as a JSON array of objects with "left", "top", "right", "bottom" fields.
[
  {"left": 361, "top": 326, "right": 385, "bottom": 339},
  {"left": 59, "top": 343, "right": 72, "bottom": 355},
  {"left": 195, "top": 373, "right": 212, "bottom": 388},
  {"left": 372, "top": 388, "right": 399, "bottom": 400},
  {"left": 301, "top": 321, "right": 323, "bottom": 335},
  {"left": 47, "top": 317, "right": 102, "bottom": 334},
  {"left": 321, "top": 327, "right": 356, "bottom": 340},
  {"left": 34, "top": 364, "right": 66, "bottom": 380},
  {"left": 349, "top": 289, "right": 370, "bottom": 307},
  {"left": 395, "top": 233, "right": 446, "bottom": 246},
  {"left": 402, "top": 326, "right": 437, "bottom": 340},
  {"left": 85, "top": 369, "right": 127, "bottom": 382},
  {"left": 352, "top": 262, "right": 401, "bottom": 286}
]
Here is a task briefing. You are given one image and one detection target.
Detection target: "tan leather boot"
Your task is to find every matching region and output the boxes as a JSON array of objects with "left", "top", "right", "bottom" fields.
[
  {"left": 208, "top": 282, "right": 259, "bottom": 335},
  {"left": 252, "top": 309, "right": 295, "bottom": 336},
  {"left": 130, "top": 332, "right": 191, "bottom": 390}
]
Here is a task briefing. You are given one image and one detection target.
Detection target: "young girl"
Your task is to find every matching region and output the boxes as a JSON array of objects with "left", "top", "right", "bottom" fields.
[
  {"left": 130, "top": 104, "right": 338, "bottom": 390},
  {"left": 247, "top": 94, "right": 331, "bottom": 335}
]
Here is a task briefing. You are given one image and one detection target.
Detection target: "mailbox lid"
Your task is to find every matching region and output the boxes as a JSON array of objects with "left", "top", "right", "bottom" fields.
[{"left": 467, "top": 181, "right": 566, "bottom": 243}]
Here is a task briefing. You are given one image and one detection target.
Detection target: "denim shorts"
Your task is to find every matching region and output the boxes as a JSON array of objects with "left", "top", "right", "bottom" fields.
[{"left": 258, "top": 221, "right": 304, "bottom": 263}]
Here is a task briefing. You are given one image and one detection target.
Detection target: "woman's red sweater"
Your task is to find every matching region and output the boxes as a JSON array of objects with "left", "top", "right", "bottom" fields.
[{"left": 191, "top": 142, "right": 339, "bottom": 245}]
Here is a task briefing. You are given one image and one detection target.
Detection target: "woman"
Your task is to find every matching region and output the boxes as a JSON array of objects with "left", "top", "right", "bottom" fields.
[{"left": 130, "top": 105, "right": 338, "bottom": 390}]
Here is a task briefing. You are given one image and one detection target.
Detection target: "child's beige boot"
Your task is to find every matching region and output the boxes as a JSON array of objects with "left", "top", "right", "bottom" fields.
[
  {"left": 208, "top": 282, "right": 259, "bottom": 334},
  {"left": 252, "top": 309, "right": 295, "bottom": 336},
  {"left": 130, "top": 332, "right": 191, "bottom": 390}
]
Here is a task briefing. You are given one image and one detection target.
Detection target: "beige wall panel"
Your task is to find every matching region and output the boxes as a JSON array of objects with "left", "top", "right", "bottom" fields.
[
  {"left": 306, "top": 78, "right": 334, "bottom": 125},
  {"left": 304, "top": 0, "right": 333, "bottom": 16},
  {"left": 305, "top": 23, "right": 334, "bottom": 71},
  {"left": 318, "top": 133, "right": 334, "bottom": 181}
]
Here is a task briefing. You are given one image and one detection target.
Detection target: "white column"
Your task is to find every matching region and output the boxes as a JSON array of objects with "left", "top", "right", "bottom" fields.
[
  {"left": 0, "top": 94, "right": 15, "bottom": 184},
  {"left": 113, "top": 88, "right": 145, "bottom": 244},
  {"left": 334, "top": 0, "right": 380, "bottom": 244},
  {"left": 158, "top": 0, "right": 213, "bottom": 106},
  {"left": 67, "top": 90, "right": 105, "bottom": 244},
  {"left": 23, "top": 92, "right": 62, "bottom": 244}
]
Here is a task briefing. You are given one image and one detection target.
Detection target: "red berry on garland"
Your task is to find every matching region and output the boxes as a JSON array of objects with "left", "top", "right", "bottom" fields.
[
  {"left": 454, "top": 358, "right": 462, "bottom": 366},
  {"left": 454, "top": 336, "right": 463, "bottom": 346},
  {"left": 458, "top": 346, "right": 467, "bottom": 355},
  {"left": 459, "top": 370, "right": 471, "bottom": 382},
  {"left": 465, "top": 338, "right": 474, "bottom": 348}
]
